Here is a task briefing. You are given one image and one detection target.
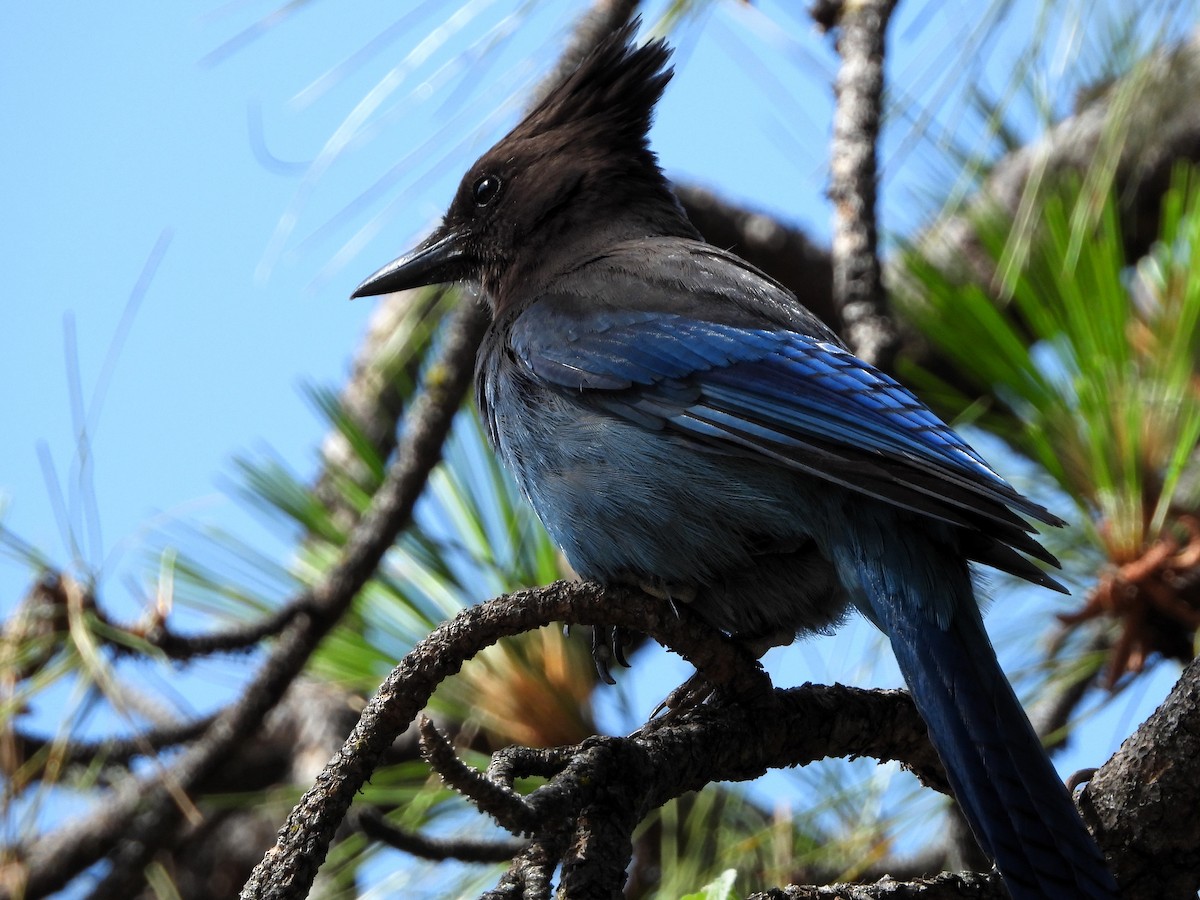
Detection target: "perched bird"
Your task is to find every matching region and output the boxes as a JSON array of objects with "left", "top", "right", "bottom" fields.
[{"left": 352, "top": 23, "right": 1118, "bottom": 900}]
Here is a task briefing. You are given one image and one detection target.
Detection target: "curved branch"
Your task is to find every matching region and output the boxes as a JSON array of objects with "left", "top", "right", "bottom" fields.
[
  {"left": 237, "top": 580, "right": 772, "bottom": 900},
  {"left": 236, "top": 575, "right": 959, "bottom": 900}
]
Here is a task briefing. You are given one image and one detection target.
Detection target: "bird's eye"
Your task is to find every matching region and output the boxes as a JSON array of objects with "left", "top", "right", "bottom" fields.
[{"left": 472, "top": 174, "right": 502, "bottom": 207}]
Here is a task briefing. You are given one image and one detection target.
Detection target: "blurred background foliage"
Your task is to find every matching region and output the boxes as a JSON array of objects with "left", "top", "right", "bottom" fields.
[{"left": 901, "top": 167, "right": 1200, "bottom": 687}]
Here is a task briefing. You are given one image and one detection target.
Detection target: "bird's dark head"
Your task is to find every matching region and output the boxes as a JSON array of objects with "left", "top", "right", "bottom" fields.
[{"left": 352, "top": 20, "right": 696, "bottom": 307}]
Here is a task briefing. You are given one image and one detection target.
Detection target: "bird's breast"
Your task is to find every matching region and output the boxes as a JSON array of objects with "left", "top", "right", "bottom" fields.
[{"left": 475, "top": 337, "right": 848, "bottom": 638}]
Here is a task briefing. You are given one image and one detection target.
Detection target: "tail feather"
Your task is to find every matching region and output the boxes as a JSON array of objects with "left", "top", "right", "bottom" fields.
[
  {"left": 896, "top": 608, "right": 1115, "bottom": 898},
  {"left": 831, "top": 522, "right": 1118, "bottom": 899}
]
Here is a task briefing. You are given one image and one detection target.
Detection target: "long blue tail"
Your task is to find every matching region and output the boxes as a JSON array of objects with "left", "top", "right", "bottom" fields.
[{"left": 830, "top": 518, "right": 1119, "bottom": 899}]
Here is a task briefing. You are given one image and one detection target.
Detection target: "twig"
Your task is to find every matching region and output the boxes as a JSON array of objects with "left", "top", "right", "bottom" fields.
[
  {"left": 418, "top": 716, "right": 538, "bottom": 835},
  {"left": 486, "top": 745, "right": 576, "bottom": 786},
  {"left": 357, "top": 809, "right": 526, "bottom": 863},
  {"left": 137, "top": 603, "right": 307, "bottom": 660}
]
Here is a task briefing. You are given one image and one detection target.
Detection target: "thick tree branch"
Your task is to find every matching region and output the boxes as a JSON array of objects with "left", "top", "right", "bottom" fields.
[
  {"left": 746, "top": 655, "right": 1197, "bottom": 898},
  {"left": 748, "top": 870, "right": 1003, "bottom": 899},
  {"left": 230, "top": 574, "right": 1200, "bottom": 897},
  {"left": 817, "top": 0, "right": 900, "bottom": 368},
  {"left": 1084, "top": 655, "right": 1200, "bottom": 899}
]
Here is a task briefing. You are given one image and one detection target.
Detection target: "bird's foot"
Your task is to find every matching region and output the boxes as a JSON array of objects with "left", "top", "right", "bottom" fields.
[
  {"left": 651, "top": 672, "right": 717, "bottom": 719},
  {"left": 581, "top": 575, "right": 699, "bottom": 684},
  {"left": 649, "top": 629, "right": 786, "bottom": 719}
]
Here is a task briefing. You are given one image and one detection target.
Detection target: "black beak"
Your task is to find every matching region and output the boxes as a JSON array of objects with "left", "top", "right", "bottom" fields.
[{"left": 350, "top": 226, "right": 467, "bottom": 299}]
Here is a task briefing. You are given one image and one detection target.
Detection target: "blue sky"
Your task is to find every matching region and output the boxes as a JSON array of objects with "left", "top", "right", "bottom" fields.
[{"left": 1, "top": 0, "right": 1193, "bottom": 887}]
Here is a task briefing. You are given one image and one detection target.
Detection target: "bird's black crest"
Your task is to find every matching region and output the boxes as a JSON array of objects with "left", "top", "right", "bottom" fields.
[{"left": 508, "top": 19, "right": 672, "bottom": 153}]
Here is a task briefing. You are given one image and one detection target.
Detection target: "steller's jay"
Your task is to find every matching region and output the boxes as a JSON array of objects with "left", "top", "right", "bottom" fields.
[{"left": 352, "top": 23, "right": 1118, "bottom": 899}]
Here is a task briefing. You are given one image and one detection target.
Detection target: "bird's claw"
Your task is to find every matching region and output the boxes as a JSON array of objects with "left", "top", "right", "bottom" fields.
[{"left": 590, "top": 625, "right": 631, "bottom": 685}]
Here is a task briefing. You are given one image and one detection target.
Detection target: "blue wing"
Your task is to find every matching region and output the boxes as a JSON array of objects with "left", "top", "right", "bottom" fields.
[{"left": 508, "top": 300, "right": 1064, "bottom": 587}]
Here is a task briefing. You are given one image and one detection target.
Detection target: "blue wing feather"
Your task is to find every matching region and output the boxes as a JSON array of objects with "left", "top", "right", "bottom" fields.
[
  {"left": 511, "top": 305, "right": 1065, "bottom": 581},
  {"left": 519, "top": 310, "right": 1001, "bottom": 490}
]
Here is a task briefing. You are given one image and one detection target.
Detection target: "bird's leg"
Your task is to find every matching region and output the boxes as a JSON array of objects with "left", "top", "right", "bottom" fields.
[{"left": 636, "top": 577, "right": 697, "bottom": 609}]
